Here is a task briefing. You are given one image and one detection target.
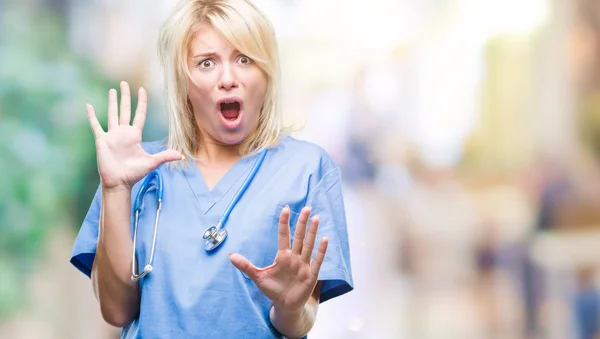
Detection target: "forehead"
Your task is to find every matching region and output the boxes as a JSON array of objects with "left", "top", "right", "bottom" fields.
[{"left": 189, "top": 24, "right": 235, "bottom": 55}]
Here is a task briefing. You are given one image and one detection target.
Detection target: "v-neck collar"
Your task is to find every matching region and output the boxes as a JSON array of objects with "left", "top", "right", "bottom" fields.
[{"left": 182, "top": 153, "right": 258, "bottom": 214}]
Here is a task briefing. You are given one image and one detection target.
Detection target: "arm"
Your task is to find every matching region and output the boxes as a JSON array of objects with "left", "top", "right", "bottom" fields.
[
  {"left": 229, "top": 206, "right": 328, "bottom": 338},
  {"left": 269, "top": 281, "right": 323, "bottom": 338},
  {"left": 84, "top": 82, "right": 182, "bottom": 327},
  {"left": 92, "top": 187, "right": 140, "bottom": 327}
]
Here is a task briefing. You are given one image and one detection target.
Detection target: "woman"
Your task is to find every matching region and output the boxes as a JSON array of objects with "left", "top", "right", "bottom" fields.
[{"left": 70, "top": 0, "right": 353, "bottom": 338}]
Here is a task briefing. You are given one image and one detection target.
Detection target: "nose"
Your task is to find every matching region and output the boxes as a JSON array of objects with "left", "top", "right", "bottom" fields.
[{"left": 218, "top": 64, "right": 238, "bottom": 91}]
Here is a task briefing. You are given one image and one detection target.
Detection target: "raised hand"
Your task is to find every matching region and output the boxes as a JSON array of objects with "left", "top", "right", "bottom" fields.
[
  {"left": 86, "top": 81, "right": 182, "bottom": 190},
  {"left": 229, "top": 206, "right": 328, "bottom": 312}
]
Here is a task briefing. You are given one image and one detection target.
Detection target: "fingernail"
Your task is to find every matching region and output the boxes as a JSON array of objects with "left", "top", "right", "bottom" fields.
[
  {"left": 284, "top": 205, "right": 289, "bottom": 210},
  {"left": 228, "top": 252, "right": 233, "bottom": 257},
  {"left": 181, "top": 154, "right": 186, "bottom": 160}
]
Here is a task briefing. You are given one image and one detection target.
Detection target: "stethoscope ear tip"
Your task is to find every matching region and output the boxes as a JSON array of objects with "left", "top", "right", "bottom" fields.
[{"left": 131, "top": 264, "right": 154, "bottom": 282}]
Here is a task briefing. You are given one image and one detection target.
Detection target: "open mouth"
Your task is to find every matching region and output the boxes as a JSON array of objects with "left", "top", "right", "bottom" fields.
[{"left": 219, "top": 99, "right": 242, "bottom": 121}]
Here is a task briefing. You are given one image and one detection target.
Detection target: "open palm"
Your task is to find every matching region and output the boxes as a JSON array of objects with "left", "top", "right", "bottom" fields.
[
  {"left": 87, "top": 81, "right": 182, "bottom": 190},
  {"left": 229, "top": 206, "right": 328, "bottom": 311}
]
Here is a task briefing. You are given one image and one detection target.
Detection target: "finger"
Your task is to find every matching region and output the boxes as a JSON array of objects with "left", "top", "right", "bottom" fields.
[
  {"left": 291, "top": 206, "right": 311, "bottom": 254},
  {"left": 301, "top": 216, "right": 319, "bottom": 263},
  {"left": 310, "top": 237, "right": 329, "bottom": 276},
  {"left": 229, "top": 253, "right": 259, "bottom": 281},
  {"left": 278, "top": 206, "right": 291, "bottom": 251},
  {"left": 149, "top": 150, "right": 184, "bottom": 169},
  {"left": 119, "top": 81, "right": 132, "bottom": 125},
  {"left": 107, "top": 88, "right": 118, "bottom": 129},
  {"left": 86, "top": 104, "right": 104, "bottom": 139},
  {"left": 132, "top": 87, "right": 147, "bottom": 130}
]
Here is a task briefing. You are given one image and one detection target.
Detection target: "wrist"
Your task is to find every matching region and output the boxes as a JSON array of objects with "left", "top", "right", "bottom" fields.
[
  {"left": 272, "top": 303, "right": 305, "bottom": 317},
  {"left": 102, "top": 184, "right": 132, "bottom": 195},
  {"left": 270, "top": 303, "right": 315, "bottom": 339}
]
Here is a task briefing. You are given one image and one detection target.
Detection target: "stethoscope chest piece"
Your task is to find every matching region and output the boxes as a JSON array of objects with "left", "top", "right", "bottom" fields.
[
  {"left": 200, "top": 148, "right": 268, "bottom": 252},
  {"left": 203, "top": 225, "right": 228, "bottom": 251}
]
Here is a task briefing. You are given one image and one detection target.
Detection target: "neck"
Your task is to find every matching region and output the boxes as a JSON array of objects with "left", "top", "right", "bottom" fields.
[{"left": 196, "top": 140, "right": 241, "bottom": 166}]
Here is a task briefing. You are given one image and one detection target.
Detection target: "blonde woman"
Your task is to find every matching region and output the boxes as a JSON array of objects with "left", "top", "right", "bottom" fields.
[{"left": 70, "top": 0, "right": 353, "bottom": 338}]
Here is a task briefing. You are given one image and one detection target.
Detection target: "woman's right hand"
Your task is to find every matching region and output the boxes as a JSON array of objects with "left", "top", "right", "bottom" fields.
[{"left": 86, "top": 81, "right": 183, "bottom": 191}]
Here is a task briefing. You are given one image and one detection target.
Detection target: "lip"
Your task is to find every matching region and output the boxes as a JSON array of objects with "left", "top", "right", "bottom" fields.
[
  {"left": 216, "top": 96, "right": 244, "bottom": 130},
  {"left": 216, "top": 96, "right": 244, "bottom": 110}
]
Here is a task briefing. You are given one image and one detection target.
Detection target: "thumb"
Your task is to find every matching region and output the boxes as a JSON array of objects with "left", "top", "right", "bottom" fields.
[
  {"left": 229, "top": 253, "right": 259, "bottom": 280},
  {"left": 151, "top": 150, "right": 184, "bottom": 166}
]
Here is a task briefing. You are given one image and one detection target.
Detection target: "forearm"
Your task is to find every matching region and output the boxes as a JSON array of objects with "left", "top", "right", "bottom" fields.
[
  {"left": 269, "top": 301, "right": 318, "bottom": 338},
  {"left": 92, "top": 187, "right": 140, "bottom": 327}
]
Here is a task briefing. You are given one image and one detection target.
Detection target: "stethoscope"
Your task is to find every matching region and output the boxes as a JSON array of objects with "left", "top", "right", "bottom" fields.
[{"left": 131, "top": 148, "right": 268, "bottom": 281}]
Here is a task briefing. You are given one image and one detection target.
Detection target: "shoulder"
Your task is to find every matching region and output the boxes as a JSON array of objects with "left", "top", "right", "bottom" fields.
[
  {"left": 272, "top": 136, "right": 339, "bottom": 173},
  {"left": 141, "top": 139, "right": 167, "bottom": 155},
  {"left": 269, "top": 136, "right": 342, "bottom": 190}
]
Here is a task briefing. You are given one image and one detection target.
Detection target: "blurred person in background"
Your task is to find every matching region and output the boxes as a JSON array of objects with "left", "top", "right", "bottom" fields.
[
  {"left": 69, "top": 0, "right": 353, "bottom": 338},
  {"left": 572, "top": 267, "right": 600, "bottom": 339}
]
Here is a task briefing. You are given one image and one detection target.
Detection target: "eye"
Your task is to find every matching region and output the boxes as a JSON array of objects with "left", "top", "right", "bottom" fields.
[
  {"left": 238, "top": 55, "right": 252, "bottom": 64},
  {"left": 198, "top": 59, "right": 215, "bottom": 68}
]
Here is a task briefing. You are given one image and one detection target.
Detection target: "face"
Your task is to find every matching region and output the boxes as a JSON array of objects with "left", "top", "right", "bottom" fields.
[{"left": 186, "top": 23, "right": 267, "bottom": 148}]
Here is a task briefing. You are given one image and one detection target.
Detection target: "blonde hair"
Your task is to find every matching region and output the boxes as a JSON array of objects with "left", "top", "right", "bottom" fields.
[{"left": 158, "top": 0, "right": 283, "bottom": 162}]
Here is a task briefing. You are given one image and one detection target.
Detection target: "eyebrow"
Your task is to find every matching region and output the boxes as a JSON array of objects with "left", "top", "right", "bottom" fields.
[
  {"left": 193, "top": 52, "right": 217, "bottom": 58},
  {"left": 192, "top": 49, "right": 242, "bottom": 59}
]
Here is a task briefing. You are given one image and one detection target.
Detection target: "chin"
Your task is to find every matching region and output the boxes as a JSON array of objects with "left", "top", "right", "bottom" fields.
[{"left": 218, "top": 131, "right": 249, "bottom": 146}]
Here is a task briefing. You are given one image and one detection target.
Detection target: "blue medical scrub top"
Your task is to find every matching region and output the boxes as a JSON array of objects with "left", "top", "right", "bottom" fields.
[{"left": 70, "top": 136, "right": 354, "bottom": 338}]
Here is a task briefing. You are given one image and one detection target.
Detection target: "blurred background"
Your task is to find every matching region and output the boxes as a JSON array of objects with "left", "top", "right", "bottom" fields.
[{"left": 3, "top": 0, "right": 600, "bottom": 338}]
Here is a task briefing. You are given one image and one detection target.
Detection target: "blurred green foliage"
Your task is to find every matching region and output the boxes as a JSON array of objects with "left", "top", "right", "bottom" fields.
[{"left": 0, "top": 4, "right": 116, "bottom": 319}]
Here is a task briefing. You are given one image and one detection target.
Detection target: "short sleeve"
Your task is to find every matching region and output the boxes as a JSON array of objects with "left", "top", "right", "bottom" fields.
[
  {"left": 305, "top": 167, "right": 354, "bottom": 303},
  {"left": 70, "top": 140, "right": 165, "bottom": 278},
  {"left": 70, "top": 184, "right": 102, "bottom": 278}
]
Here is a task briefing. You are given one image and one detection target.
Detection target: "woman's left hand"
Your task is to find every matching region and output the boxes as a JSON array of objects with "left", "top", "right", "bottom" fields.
[{"left": 229, "top": 206, "right": 328, "bottom": 312}]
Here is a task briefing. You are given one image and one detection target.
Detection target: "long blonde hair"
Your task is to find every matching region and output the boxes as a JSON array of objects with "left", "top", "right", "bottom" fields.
[{"left": 158, "top": 0, "right": 283, "bottom": 162}]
